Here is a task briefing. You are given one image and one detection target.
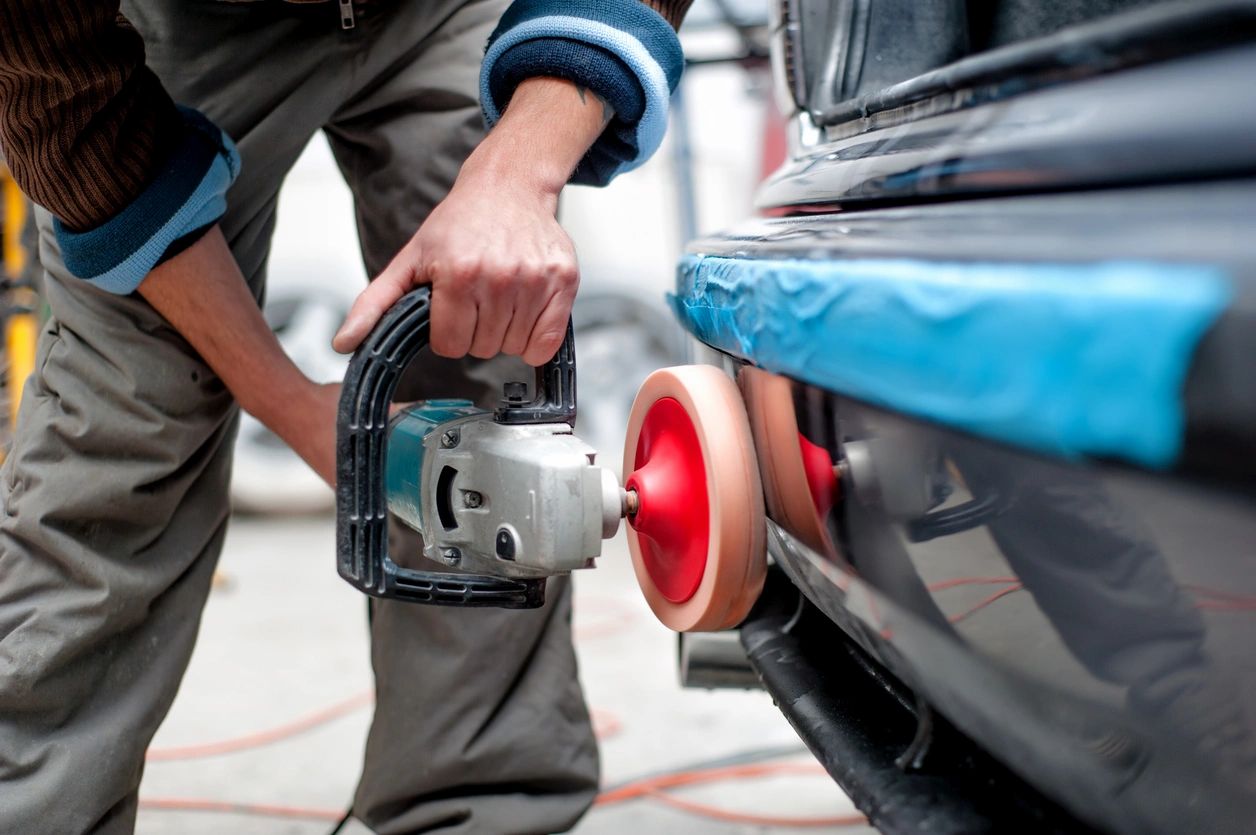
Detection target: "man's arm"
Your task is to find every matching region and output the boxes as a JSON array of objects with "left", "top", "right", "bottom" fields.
[
  {"left": 0, "top": 2, "right": 235, "bottom": 295},
  {"left": 2, "top": 0, "right": 694, "bottom": 490},
  {"left": 0, "top": 3, "right": 315, "bottom": 476},
  {"left": 137, "top": 227, "right": 340, "bottom": 485},
  {"left": 332, "top": 76, "right": 609, "bottom": 364},
  {"left": 0, "top": 3, "right": 328, "bottom": 481},
  {"left": 333, "top": 0, "right": 695, "bottom": 362}
]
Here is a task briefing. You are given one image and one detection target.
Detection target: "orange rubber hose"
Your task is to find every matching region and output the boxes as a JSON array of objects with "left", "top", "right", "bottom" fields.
[
  {"left": 646, "top": 789, "right": 868, "bottom": 828},
  {"left": 138, "top": 797, "right": 344, "bottom": 822},
  {"left": 146, "top": 690, "right": 374, "bottom": 761},
  {"left": 597, "top": 761, "right": 826, "bottom": 805}
]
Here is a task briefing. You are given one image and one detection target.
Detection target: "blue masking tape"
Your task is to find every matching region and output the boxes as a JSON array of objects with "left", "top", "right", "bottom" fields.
[{"left": 672, "top": 255, "right": 1232, "bottom": 468}]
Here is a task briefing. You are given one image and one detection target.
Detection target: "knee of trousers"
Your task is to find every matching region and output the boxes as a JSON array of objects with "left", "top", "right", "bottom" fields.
[{"left": 0, "top": 291, "right": 239, "bottom": 703}]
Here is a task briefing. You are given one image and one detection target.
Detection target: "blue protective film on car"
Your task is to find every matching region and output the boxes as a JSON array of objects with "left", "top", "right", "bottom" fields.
[{"left": 672, "top": 255, "right": 1232, "bottom": 469}]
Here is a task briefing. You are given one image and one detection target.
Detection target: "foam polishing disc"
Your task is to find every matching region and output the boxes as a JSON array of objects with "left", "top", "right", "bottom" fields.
[
  {"left": 623, "top": 366, "right": 766, "bottom": 631},
  {"left": 738, "top": 367, "right": 838, "bottom": 556}
]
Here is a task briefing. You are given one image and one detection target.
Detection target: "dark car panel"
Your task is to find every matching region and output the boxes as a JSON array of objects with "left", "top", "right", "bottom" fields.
[
  {"left": 679, "top": 1, "right": 1256, "bottom": 831},
  {"left": 761, "top": 384, "right": 1256, "bottom": 834}
]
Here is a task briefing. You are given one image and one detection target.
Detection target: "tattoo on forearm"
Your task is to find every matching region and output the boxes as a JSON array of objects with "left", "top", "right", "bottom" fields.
[{"left": 573, "top": 83, "right": 615, "bottom": 129}]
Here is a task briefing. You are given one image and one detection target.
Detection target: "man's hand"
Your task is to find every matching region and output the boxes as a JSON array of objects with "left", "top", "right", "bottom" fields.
[
  {"left": 332, "top": 77, "right": 614, "bottom": 365},
  {"left": 332, "top": 166, "right": 577, "bottom": 366}
]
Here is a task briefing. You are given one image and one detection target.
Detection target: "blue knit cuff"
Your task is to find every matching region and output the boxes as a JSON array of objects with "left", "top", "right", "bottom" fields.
[
  {"left": 481, "top": 0, "right": 684, "bottom": 186},
  {"left": 54, "top": 106, "right": 241, "bottom": 295}
]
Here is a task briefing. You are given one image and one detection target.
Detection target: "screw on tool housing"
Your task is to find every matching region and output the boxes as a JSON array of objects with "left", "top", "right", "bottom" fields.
[
  {"left": 463, "top": 491, "right": 483, "bottom": 509},
  {"left": 440, "top": 547, "right": 461, "bottom": 566},
  {"left": 440, "top": 429, "right": 460, "bottom": 448}
]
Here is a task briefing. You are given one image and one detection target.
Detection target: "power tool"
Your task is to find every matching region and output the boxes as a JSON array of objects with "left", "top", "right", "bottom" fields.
[{"left": 336, "top": 288, "right": 768, "bottom": 625}]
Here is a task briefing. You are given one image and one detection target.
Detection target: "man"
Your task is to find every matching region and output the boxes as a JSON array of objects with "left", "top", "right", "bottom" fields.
[{"left": 0, "top": 0, "right": 691, "bottom": 832}]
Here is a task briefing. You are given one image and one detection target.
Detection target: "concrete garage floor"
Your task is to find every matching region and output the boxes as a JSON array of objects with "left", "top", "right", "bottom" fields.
[{"left": 136, "top": 514, "right": 873, "bottom": 835}]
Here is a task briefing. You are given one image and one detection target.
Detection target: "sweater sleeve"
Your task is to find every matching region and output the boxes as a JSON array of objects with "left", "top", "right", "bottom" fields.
[
  {"left": 0, "top": 0, "right": 238, "bottom": 293},
  {"left": 480, "top": 0, "right": 695, "bottom": 187}
]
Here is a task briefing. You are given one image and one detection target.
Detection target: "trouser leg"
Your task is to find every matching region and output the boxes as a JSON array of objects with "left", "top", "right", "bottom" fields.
[
  {"left": 325, "top": 3, "right": 599, "bottom": 831},
  {"left": 0, "top": 219, "right": 244, "bottom": 835},
  {"left": 0, "top": 5, "right": 355, "bottom": 833}
]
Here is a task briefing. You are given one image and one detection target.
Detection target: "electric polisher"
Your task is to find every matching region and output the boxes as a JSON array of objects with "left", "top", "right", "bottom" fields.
[{"left": 336, "top": 288, "right": 767, "bottom": 627}]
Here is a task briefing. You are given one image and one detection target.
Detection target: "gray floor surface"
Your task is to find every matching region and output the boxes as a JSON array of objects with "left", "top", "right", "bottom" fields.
[{"left": 136, "top": 514, "right": 872, "bottom": 835}]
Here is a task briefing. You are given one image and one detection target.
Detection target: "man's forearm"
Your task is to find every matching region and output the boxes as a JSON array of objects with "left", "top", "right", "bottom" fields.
[
  {"left": 332, "top": 76, "right": 618, "bottom": 360},
  {"left": 142, "top": 81, "right": 615, "bottom": 478},
  {"left": 138, "top": 226, "right": 306, "bottom": 423},
  {"left": 334, "top": 0, "right": 694, "bottom": 361},
  {"left": 136, "top": 226, "right": 339, "bottom": 487}
]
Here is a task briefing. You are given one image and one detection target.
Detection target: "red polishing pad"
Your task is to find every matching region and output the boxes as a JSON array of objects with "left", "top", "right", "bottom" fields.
[
  {"left": 739, "top": 367, "right": 838, "bottom": 557},
  {"left": 624, "top": 366, "right": 766, "bottom": 632}
]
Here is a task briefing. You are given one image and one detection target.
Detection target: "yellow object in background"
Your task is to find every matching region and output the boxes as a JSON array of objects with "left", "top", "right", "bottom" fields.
[
  {"left": 2, "top": 170, "right": 28, "bottom": 277},
  {"left": 2, "top": 167, "right": 38, "bottom": 446},
  {"left": 6, "top": 309, "right": 35, "bottom": 432}
]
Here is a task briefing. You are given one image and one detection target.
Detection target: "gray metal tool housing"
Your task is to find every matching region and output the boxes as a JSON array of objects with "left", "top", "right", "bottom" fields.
[{"left": 394, "top": 411, "right": 623, "bottom": 579}]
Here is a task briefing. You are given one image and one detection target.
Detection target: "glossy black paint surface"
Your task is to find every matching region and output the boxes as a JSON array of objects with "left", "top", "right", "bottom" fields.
[
  {"left": 690, "top": 181, "right": 1256, "bottom": 835},
  {"left": 740, "top": 570, "right": 1097, "bottom": 834},
  {"left": 704, "top": 3, "right": 1256, "bottom": 829},
  {"left": 752, "top": 377, "right": 1256, "bottom": 834},
  {"left": 760, "top": 4, "right": 1256, "bottom": 211}
]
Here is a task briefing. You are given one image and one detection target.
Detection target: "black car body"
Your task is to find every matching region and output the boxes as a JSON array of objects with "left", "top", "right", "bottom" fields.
[{"left": 674, "top": 2, "right": 1256, "bottom": 832}]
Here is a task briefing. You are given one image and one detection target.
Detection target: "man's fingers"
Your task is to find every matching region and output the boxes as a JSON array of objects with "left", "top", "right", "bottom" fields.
[
  {"left": 466, "top": 261, "right": 517, "bottom": 358},
  {"left": 521, "top": 289, "right": 575, "bottom": 366},
  {"left": 332, "top": 258, "right": 418, "bottom": 353},
  {"left": 430, "top": 282, "right": 478, "bottom": 358},
  {"left": 501, "top": 279, "right": 548, "bottom": 356},
  {"left": 335, "top": 225, "right": 578, "bottom": 362},
  {"left": 333, "top": 279, "right": 405, "bottom": 353},
  {"left": 468, "top": 294, "right": 513, "bottom": 359},
  {"left": 513, "top": 249, "right": 578, "bottom": 361}
]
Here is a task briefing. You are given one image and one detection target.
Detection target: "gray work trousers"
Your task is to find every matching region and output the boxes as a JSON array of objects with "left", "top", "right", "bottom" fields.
[{"left": 0, "top": 1, "right": 599, "bottom": 833}]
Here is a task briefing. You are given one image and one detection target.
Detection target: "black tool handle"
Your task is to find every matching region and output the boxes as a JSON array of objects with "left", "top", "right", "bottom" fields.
[
  {"left": 494, "top": 319, "right": 577, "bottom": 425},
  {"left": 336, "top": 288, "right": 571, "bottom": 608}
]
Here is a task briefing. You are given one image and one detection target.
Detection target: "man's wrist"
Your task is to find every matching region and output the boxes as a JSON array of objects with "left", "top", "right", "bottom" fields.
[
  {"left": 237, "top": 366, "right": 310, "bottom": 429},
  {"left": 460, "top": 132, "right": 569, "bottom": 199},
  {"left": 463, "top": 77, "right": 613, "bottom": 198}
]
